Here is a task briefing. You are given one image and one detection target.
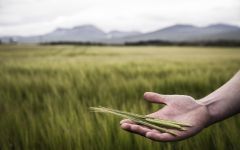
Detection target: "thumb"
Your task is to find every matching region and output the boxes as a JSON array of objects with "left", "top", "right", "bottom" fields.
[{"left": 144, "top": 92, "right": 171, "bottom": 105}]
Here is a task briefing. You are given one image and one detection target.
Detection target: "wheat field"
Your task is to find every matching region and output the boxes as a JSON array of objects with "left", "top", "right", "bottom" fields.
[{"left": 0, "top": 45, "right": 240, "bottom": 150}]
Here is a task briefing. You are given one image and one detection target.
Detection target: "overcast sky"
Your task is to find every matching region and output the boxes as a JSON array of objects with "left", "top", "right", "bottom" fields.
[{"left": 0, "top": 0, "right": 239, "bottom": 36}]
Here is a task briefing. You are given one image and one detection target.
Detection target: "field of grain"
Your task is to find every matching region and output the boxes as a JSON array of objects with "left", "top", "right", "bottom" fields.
[{"left": 0, "top": 45, "right": 240, "bottom": 150}]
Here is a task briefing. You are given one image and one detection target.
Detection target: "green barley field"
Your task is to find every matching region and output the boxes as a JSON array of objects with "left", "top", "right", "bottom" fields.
[{"left": 0, "top": 45, "right": 240, "bottom": 150}]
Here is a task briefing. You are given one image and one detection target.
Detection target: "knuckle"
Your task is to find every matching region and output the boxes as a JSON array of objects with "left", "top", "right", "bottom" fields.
[
  {"left": 152, "top": 94, "right": 159, "bottom": 99},
  {"left": 132, "top": 125, "right": 140, "bottom": 131},
  {"left": 184, "top": 95, "right": 194, "bottom": 100}
]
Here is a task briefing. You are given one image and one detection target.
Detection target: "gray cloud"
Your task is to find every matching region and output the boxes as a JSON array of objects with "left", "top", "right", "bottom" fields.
[{"left": 0, "top": 0, "right": 239, "bottom": 36}]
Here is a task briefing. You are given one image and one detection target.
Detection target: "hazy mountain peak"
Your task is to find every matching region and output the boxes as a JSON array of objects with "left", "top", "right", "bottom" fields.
[
  {"left": 154, "top": 24, "right": 198, "bottom": 33},
  {"left": 206, "top": 23, "right": 239, "bottom": 30},
  {"left": 169, "top": 24, "right": 196, "bottom": 28},
  {"left": 1, "top": 23, "right": 240, "bottom": 43},
  {"left": 53, "top": 25, "right": 105, "bottom": 33},
  {"left": 55, "top": 27, "right": 66, "bottom": 32},
  {"left": 72, "top": 24, "right": 100, "bottom": 30}
]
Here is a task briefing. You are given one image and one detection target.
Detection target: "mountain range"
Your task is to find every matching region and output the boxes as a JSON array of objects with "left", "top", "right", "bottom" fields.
[{"left": 1, "top": 23, "right": 240, "bottom": 44}]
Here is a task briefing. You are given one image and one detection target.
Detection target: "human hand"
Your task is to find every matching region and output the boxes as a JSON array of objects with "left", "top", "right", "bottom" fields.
[{"left": 120, "top": 92, "right": 211, "bottom": 142}]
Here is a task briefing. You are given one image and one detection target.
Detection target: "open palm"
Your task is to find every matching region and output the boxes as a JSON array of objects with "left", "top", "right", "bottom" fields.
[{"left": 120, "top": 92, "right": 211, "bottom": 142}]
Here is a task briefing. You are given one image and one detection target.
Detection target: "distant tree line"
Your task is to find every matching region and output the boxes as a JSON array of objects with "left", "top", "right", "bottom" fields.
[
  {"left": 40, "top": 41, "right": 107, "bottom": 46},
  {"left": 124, "top": 40, "right": 240, "bottom": 47},
  {"left": 0, "top": 38, "right": 18, "bottom": 45},
  {"left": 41, "top": 40, "right": 240, "bottom": 47}
]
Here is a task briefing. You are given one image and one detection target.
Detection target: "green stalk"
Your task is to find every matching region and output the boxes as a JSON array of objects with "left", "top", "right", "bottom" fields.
[
  {"left": 98, "top": 106, "right": 191, "bottom": 127},
  {"left": 98, "top": 106, "right": 186, "bottom": 130},
  {"left": 98, "top": 106, "right": 146, "bottom": 119},
  {"left": 148, "top": 118, "right": 192, "bottom": 127},
  {"left": 145, "top": 118, "right": 185, "bottom": 130},
  {"left": 90, "top": 107, "right": 177, "bottom": 136}
]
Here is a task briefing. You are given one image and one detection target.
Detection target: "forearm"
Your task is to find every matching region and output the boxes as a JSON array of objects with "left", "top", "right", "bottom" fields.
[{"left": 198, "top": 71, "right": 240, "bottom": 125}]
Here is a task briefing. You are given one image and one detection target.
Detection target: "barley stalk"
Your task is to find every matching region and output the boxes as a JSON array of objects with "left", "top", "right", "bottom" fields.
[
  {"left": 145, "top": 118, "right": 185, "bottom": 130},
  {"left": 90, "top": 106, "right": 192, "bottom": 136},
  {"left": 97, "top": 106, "right": 191, "bottom": 127},
  {"left": 147, "top": 117, "right": 192, "bottom": 127},
  {"left": 90, "top": 107, "right": 177, "bottom": 135}
]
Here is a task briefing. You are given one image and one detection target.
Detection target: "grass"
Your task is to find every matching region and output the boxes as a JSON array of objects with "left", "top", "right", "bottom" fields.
[{"left": 0, "top": 45, "right": 240, "bottom": 150}]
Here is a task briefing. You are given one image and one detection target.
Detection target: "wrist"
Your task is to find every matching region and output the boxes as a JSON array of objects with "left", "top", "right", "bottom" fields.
[{"left": 197, "top": 97, "right": 217, "bottom": 127}]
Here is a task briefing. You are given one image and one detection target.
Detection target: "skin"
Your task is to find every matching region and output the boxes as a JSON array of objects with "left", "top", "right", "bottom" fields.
[{"left": 120, "top": 71, "right": 240, "bottom": 142}]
